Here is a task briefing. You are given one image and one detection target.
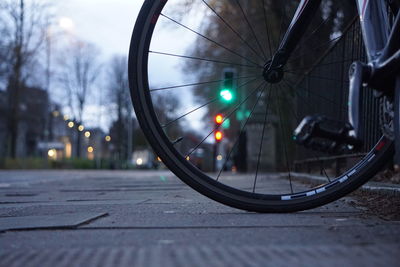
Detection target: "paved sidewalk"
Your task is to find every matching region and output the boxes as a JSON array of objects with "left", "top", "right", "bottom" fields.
[{"left": 0, "top": 170, "right": 399, "bottom": 267}]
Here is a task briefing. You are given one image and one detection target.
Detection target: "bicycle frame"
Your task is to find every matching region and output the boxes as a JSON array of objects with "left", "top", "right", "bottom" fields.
[
  {"left": 272, "top": 0, "right": 400, "bottom": 83},
  {"left": 269, "top": 0, "right": 400, "bottom": 157}
]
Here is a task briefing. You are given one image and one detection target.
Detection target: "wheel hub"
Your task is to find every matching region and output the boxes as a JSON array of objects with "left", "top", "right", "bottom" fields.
[{"left": 262, "top": 60, "right": 284, "bottom": 83}]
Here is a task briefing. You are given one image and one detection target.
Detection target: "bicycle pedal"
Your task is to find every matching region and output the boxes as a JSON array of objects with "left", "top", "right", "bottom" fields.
[{"left": 293, "top": 115, "right": 363, "bottom": 153}]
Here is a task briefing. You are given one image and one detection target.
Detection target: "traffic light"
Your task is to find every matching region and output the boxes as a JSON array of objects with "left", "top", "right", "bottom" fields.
[
  {"left": 220, "top": 89, "right": 233, "bottom": 102},
  {"left": 220, "top": 68, "right": 236, "bottom": 103},
  {"left": 214, "top": 114, "right": 224, "bottom": 142},
  {"left": 215, "top": 114, "right": 223, "bottom": 124},
  {"left": 215, "top": 130, "right": 223, "bottom": 142},
  {"left": 215, "top": 113, "right": 230, "bottom": 129}
]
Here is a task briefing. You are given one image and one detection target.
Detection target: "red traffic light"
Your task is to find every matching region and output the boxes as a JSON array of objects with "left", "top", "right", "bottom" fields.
[
  {"left": 215, "top": 114, "right": 223, "bottom": 124},
  {"left": 215, "top": 130, "right": 223, "bottom": 142}
]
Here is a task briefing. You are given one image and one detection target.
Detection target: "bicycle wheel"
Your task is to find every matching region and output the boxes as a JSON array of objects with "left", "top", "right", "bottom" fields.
[{"left": 129, "top": 0, "right": 395, "bottom": 212}]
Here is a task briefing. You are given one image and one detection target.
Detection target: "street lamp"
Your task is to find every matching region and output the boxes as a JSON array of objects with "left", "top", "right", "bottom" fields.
[
  {"left": 68, "top": 121, "right": 74, "bottom": 128},
  {"left": 84, "top": 131, "right": 91, "bottom": 138},
  {"left": 47, "top": 149, "right": 57, "bottom": 160},
  {"left": 58, "top": 17, "right": 75, "bottom": 33},
  {"left": 78, "top": 125, "right": 84, "bottom": 132},
  {"left": 52, "top": 110, "right": 60, "bottom": 117}
]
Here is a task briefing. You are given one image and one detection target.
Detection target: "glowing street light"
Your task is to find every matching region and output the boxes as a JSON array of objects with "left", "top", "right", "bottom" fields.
[
  {"left": 78, "top": 125, "right": 84, "bottom": 132},
  {"left": 105, "top": 136, "right": 111, "bottom": 142},
  {"left": 48, "top": 149, "right": 56, "bottom": 158},
  {"left": 68, "top": 121, "right": 74, "bottom": 128},
  {"left": 58, "top": 17, "right": 74, "bottom": 32},
  {"left": 87, "top": 146, "right": 94, "bottom": 153},
  {"left": 52, "top": 111, "right": 60, "bottom": 117},
  {"left": 84, "top": 131, "right": 91, "bottom": 138}
]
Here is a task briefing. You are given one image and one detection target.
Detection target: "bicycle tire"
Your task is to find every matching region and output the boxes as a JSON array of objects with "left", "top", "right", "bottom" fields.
[{"left": 128, "top": 0, "right": 395, "bottom": 212}]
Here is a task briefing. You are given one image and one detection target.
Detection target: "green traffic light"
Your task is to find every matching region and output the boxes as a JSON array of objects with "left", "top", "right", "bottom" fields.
[{"left": 220, "top": 89, "right": 233, "bottom": 102}]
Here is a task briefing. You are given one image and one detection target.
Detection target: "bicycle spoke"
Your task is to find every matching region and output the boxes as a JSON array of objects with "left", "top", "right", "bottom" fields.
[
  {"left": 234, "top": 0, "right": 267, "bottom": 60},
  {"left": 276, "top": 0, "right": 289, "bottom": 51},
  {"left": 284, "top": 58, "right": 354, "bottom": 73},
  {"left": 128, "top": 0, "right": 393, "bottom": 212},
  {"left": 216, "top": 84, "right": 268, "bottom": 181},
  {"left": 253, "top": 85, "right": 273, "bottom": 193},
  {"left": 274, "top": 86, "right": 294, "bottom": 193},
  {"left": 186, "top": 80, "right": 266, "bottom": 157},
  {"left": 150, "top": 75, "right": 259, "bottom": 92},
  {"left": 276, "top": 84, "right": 299, "bottom": 122},
  {"left": 160, "top": 13, "right": 263, "bottom": 67},
  {"left": 287, "top": 35, "right": 343, "bottom": 64},
  {"left": 162, "top": 98, "right": 219, "bottom": 128},
  {"left": 162, "top": 77, "right": 259, "bottom": 127},
  {"left": 261, "top": 0, "right": 273, "bottom": 56},
  {"left": 291, "top": 6, "right": 343, "bottom": 56},
  {"left": 201, "top": 0, "right": 265, "bottom": 62},
  {"left": 283, "top": 79, "right": 348, "bottom": 113},
  {"left": 277, "top": 84, "right": 332, "bottom": 182},
  {"left": 149, "top": 51, "right": 262, "bottom": 69},
  {"left": 285, "top": 71, "right": 350, "bottom": 83}
]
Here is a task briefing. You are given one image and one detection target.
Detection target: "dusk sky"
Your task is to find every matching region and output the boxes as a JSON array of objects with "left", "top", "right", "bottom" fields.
[
  {"left": 53, "top": 1, "right": 144, "bottom": 130},
  {"left": 56, "top": 0, "right": 142, "bottom": 60},
  {"left": 52, "top": 0, "right": 203, "bottom": 131}
]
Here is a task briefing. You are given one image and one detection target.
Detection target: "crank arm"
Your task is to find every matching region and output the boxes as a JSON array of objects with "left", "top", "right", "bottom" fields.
[{"left": 348, "top": 61, "right": 370, "bottom": 140}]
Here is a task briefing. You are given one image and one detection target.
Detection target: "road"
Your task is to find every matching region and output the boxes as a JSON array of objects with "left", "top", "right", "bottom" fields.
[{"left": 0, "top": 170, "right": 399, "bottom": 267}]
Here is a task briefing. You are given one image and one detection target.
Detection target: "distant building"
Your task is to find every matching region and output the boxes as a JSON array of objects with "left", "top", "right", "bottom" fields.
[
  {"left": 0, "top": 86, "right": 49, "bottom": 158},
  {"left": 40, "top": 108, "right": 111, "bottom": 161},
  {"left": 38, "top": 106, "right": 75, "bottom": 160},
  {"left": 83, "top": 127, "right": 106, "bottom": 160},
  {"left": 0, "top": 86, "right": 110, "bottom": 161}
]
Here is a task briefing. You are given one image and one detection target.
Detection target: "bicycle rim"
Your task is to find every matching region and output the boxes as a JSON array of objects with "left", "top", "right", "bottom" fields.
[{"left": 129, "top": 0, "right": 394, "bottom": 212}]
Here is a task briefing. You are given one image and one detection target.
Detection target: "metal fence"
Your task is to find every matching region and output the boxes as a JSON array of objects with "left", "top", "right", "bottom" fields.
[{"left": 293, "top": 18, "right": 383, "bottom": 173}]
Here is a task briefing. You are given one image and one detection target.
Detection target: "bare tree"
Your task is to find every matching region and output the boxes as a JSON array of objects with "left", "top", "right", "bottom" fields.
[
  {"left": 58, "top": 40, "right": 101, "bottom": 157},
  {"left": 0, "top": 17, "right": 11, "bottom": 84},
  {"left": 107, "top": 55, "right": 133, "bottom": 162},
  {"left": 0, "top": 0, "right": 52, "bottom": 158}
]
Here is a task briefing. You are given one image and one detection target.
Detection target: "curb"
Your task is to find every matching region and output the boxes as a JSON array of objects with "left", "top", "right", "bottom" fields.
[{"left": 290, "top": 172, "right": 400, "bottom": 197}]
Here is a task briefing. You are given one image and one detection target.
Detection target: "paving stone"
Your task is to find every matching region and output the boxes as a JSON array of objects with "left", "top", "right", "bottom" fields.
[
  {"left": 0, "top": 170, "right": 399, "bottom": 266},
  {"left": 0, "top": 244, "right": 399, "bottom": 267},
  {"left": 0, "top": 212, "right": 108, "bottom": 231}
]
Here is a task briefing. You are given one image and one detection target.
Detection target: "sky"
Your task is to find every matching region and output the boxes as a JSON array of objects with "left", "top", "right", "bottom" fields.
[
  {"left": 53, "top": 0, "right": 205, "bottom": 132},
  {"left": 49, "top": 0, "right": 144, "bottom": 131},
  {"left": 56, "top": 0, "right": 142, "bottom": 60}
]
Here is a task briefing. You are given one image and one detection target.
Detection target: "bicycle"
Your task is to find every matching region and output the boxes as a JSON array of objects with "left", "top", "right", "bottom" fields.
[{"left": 128, "top": 0, "right": 400, "bottom": 212}]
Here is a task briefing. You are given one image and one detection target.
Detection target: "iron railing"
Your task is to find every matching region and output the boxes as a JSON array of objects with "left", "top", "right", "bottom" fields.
[{"left": 293, "top": 18, "right": 383, "bottom": 173}]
